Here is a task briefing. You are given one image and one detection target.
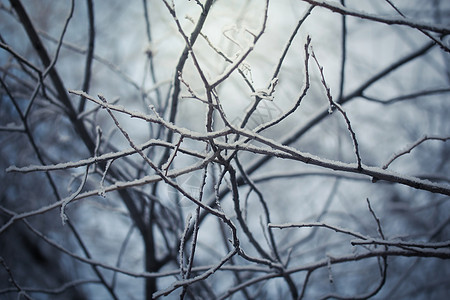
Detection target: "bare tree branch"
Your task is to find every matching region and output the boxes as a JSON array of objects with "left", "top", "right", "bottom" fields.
[{"left": 301, "top": 0, "right": 450, "bottom": 34}]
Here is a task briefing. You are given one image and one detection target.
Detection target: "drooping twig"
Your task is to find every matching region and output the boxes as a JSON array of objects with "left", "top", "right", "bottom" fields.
[{"left": 60, "top": 165, "right": 90, "bottom": 225}]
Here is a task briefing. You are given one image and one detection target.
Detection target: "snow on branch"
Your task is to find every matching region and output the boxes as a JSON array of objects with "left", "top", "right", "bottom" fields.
[
  {"left": 301, "top": 0, "right": 450, "bottom": 34},
  {"left": 6, "top": 139, "right": 207, "bottom": 173},
  {"left": 68, "top": 90, "right": 232, "bottom": 140},
  {"left": 215, "top": 126, "right": 450, "bottom": 196}
]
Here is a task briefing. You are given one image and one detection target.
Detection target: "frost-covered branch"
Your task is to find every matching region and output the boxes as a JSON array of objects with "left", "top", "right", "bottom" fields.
[
  {"left": 2, "top": 0, "right": 449, "bottom": 298},
  {"left": 300, "top": 0, "right": 450, "bottom": 34}
]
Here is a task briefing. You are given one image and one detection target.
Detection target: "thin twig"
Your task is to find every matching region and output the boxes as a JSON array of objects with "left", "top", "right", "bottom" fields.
[
  {"left": 361, "top": 88, "right": 450, "bottom": 104},
  {"left": 310, "top": 46, "right": 362, "bottom": 169},
  {"left": 210, "top": 0, "right": 270, "bottom": 89},
  {"left": 0, "top": 257, "right": 33, "bottom": 300},
  {"left": 300, "top": 0, "right": 450, "bottom": 34},
  {"left": 383, "top": 135, "right": 450, "bottom": 169},
  {"left": 366, "top": 198, "right": 385, "bottom": 239},
  {"left": 383, "top": 0, "right": 450, "bottom": 53}
]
